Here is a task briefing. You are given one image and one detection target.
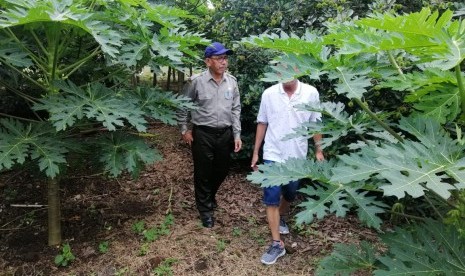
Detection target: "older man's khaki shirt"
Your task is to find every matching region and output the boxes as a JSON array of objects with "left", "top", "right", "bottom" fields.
[{"left": 178, "top": 69, "right": 241, "bottom": 140}]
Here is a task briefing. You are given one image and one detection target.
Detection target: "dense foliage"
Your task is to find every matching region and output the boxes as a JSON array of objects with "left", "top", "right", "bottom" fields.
[
  {"left": 181, "top": 0, "right": 464, "bottom": 158},
  {"left": 2, "top": 1, "right": 465, "bottom": 274},
  {"left": 0, "top": 0, "right": 206, "bottom": 245},
  {"left": 245, "top": 5, "right": 465, "bottom": 275}
]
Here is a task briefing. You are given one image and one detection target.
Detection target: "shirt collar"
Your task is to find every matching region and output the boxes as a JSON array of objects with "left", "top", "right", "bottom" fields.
[{"left": 206, "top": 69, "right": 225, "bottom": 82}]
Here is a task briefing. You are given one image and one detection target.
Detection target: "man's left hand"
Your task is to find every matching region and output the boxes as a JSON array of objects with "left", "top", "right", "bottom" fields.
[
  {"left": 234, "top": 139, "right": 242, "bottom": 152},
  {"left": 316, "top": 151, "right": 324, "bottom": 161}
]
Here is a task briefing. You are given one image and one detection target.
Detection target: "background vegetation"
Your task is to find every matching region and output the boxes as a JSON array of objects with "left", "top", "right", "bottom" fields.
[{"left": 2, "top": 0, "right": 465, "bottom": 274}]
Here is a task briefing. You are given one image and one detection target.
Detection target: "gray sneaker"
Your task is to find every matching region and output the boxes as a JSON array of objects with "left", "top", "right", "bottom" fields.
[
  {"left": 261, "top": 242, "right": 286, "bottom": 265},
  {"left": 279, "top": 218, "right": 290, "bottom": 234}
]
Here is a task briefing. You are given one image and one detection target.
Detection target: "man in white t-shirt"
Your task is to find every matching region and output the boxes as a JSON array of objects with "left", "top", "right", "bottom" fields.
[{"left": 251, "top": 79, "right": 324, "bottom": 265}]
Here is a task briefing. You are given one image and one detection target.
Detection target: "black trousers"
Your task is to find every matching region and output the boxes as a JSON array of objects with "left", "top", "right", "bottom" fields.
[{"left": 192, "top": 125, "right": 233, "bottom": 219}]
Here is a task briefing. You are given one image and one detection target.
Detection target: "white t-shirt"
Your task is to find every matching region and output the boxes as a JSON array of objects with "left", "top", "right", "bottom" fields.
[{"left": 257, "top": 81, "right": 321, "bottom": 163}]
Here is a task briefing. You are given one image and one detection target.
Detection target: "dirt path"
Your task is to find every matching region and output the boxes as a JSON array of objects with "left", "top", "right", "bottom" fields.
[{"left": 0, "top": 124, "right": 376, "bottom": 275}]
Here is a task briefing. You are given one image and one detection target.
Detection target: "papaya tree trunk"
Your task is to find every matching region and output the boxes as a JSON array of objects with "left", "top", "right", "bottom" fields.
[
  {"left": 178, "top": 71, "right": 185, "bottom": 93},
  {"left": 47, "top": 177, "right": 61, "bottom": 246},
  {"left": 167, "top": 66, "right": 171, "bottom": 90},
  {"left": 152, "top": 72, "right": 157, "bottom": 87},
  {"left": 455, "top": 65, "right": 465, "bottom": 120}
]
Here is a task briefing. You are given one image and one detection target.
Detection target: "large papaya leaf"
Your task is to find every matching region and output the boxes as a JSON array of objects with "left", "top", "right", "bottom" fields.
[
  {"left": 317, "top": 220, "right": 465, "bottom": 276},
  {"left": 324, "top": 21, "right": 434, "bottom": 56},
  {"left": 0, "top": 118, "right": 72, "bottom": 178},
  {"left": 247, "top": 159, "right": 386, "bottom": 229},
  {"left": 413, "top": 86, "right": 460, "bottom": 129},
  {"left": 345, "top": 189, "right": 387, "bottom": 229},
  {"left": 242, "top": 31, "right": 326, "bottom": 58},
  {"left": 246, "top": 158, "right": 321, "bottom": 187},
  {"left": 331, "top": 152, "right": 387, "bottom": 184},
  {"left": 334, "top": 117, "right": 465, "bottom": 200},
  {"left": 261, "top": 53, "right": 325, "bottom": 83},
  {"left": 0, "top": 0, "right": 206, "bottom": 67},
  {"left": 96, "top": 132, "right": 162, "bottom": 178},
  {"left": 374, "top": 219, "right": 465, "bottom": 276},
  {"left": 328, "top": 66, "right": 373, "bottom": 100},
  {"left": 119, "top": 42, "right": 148, "bottom": 68},
  {"left": 296, "top": 181, "right": 386, "bottom": 229},
  {"left": 286, "top": 101, "right": 383, "bottom": 149},
  {"left": 359, "top": 8, "right": 451, "bottom": 40},
  {"left": 316, "top": 241, "right": 378, "bottom": 276},
  {"left": 358, "top": 8, "right": 465, "bottom": 70},
  {"left": 33, "top": 81, "right": 147, "bottom": 132},
  {"left": 376, "top": 142, "right": 454, "bottom": 199},
  {"left": 134, "top": 86, "right": 196, "bottom": 125},
  {"left": 328, "top": 8, "right": 465, "bottom": 70},
  {"left": 378, "top": 70, "right": 460, "bottom": 124},
  {"left": 0, "top": 0, "right": 123, "bottom": 58},
  {"left": 0, "top": 40, "right": 33, "bottom": 67},
  {"left": 378, "top": 68, "right": 456, "bottom": 95},
  {"left": 398, "top": 117, "right": 463, "bottom": 162},
  {"left": 296, "top": 183, "right": 350, "bottom": 224}
]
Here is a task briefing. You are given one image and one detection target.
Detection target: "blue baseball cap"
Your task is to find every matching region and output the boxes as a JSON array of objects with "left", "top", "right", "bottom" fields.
[{"left": 204, "top": 42, "right": 233, "bottom": 58}]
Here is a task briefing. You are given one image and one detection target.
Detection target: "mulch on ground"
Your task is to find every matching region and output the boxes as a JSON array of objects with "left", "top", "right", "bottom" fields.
[{"left": 0, "top": 123, "right": 376, "bottom": 276}]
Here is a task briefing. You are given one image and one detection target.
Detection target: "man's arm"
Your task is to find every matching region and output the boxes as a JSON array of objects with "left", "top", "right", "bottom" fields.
[
  {"left": 313, "top": 133, "right": 324, "bottom": 161},
  {"left": 251, "top": 122, "right": 268, "bottom": 170},
  {"left": 178, "top": 80, "right": 195, "bottom": 145},
  {"left": 232, "top": 84, "right": 242, "bottom": 152}
]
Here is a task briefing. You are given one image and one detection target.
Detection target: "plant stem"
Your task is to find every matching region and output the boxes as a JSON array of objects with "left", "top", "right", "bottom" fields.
[
  {"left": 51, "top": 33, "right": 60, "bottom": 87},
  {"left": 387, "top": 51, "right": 405, "bottom": 79},
  {"left": 424, "top": 194, "right": 444, "bottom": 220},
  {"left": 353, "top": 98, "right": 404, "bottom": 142},
  {"left": 0, "top": 57, "right": 46, "bottom": 90},
  {"left": 455, "top": 64, "right": 465, "bottom": 120},
  {"left": 82, "top": 67, "right": 127, "bottom": 88},
  {"left": 0, "top": 79, "right": 39, "bottom": 103},
  {"left": 61, "top": 47, "right": 102, "bottom": 79},
  {"left": 388, "top": 210, "right": 427, "bottom": 221},
  {"left": 48, "top": 178, "right": 61, "bottom": 246},
  {"left": 3, "top": 28, "right": 47, "bottom": 73},
  {"left": 0, "top": 113, "right": 40, "bottom": 123},
  {"left": 30, "top": 29, "right": 48, "bottom": 58}
]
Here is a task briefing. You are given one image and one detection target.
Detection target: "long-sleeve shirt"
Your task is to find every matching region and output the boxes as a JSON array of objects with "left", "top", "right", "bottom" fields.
[{"left": 178, "top": 69, "right": 241, "bottom": 140}]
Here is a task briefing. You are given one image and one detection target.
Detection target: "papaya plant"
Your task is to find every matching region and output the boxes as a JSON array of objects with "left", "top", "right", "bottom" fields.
[
  {"left": 245, "top": 6, "right": 465, "bottom": 274},
  {"left": 0, "top": 0, "right": 207, "bottom": 245},
  {"left": 317, "top": 219, "right": 465, "bottom": 275}
]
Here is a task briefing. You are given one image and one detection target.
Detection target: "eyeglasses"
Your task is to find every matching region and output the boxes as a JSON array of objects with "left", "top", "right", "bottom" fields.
[{"left": 209, "top": 55, "right": 228, "bottom": 62}]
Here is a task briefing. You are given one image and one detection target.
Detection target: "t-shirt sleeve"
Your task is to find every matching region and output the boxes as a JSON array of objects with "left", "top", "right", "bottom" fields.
[
  {"left": 309, "top": 89, "right": 322, "bottom": 123},
  {"left": 256, "top": 93, "right": 268, "bottom": 124}
]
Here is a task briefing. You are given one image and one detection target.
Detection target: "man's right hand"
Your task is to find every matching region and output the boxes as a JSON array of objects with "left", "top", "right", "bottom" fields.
[
  {"left": 182, "top": 130, "right": 193, "bottom": 146},
  {"left": 251, "top": 153, "right": 259, "bottom": 171}
]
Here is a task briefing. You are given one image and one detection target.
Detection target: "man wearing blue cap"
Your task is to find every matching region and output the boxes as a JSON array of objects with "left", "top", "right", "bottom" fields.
[{"left": 178, "top": 42, "right": 242, "bottom": 228}]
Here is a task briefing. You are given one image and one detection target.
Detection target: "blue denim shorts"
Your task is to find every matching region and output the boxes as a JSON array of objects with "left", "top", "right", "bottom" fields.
[{"left": 262, "top": 160, "right": 300, "bottom": 206}]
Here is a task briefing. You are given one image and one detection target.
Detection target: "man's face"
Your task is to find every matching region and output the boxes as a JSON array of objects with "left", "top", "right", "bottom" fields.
[{"left": 205, "top": 55, "right": 229, "bottom": 75}]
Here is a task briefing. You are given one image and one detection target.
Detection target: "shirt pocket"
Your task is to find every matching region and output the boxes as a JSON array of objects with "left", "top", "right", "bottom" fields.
[
  {"left": 224, "top": 87, "right": 233, "bottom": 100},
  {"left": 198, "top": 89, "right": 212, "bottom": 100}
]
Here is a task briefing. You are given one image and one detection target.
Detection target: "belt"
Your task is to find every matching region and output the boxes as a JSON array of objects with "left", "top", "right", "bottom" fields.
[{"left": 194, "top": 125, "right": 231, "bottom": 134}]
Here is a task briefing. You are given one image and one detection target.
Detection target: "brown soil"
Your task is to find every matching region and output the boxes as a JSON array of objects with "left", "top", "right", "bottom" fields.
[{"left": 0, "top": 123, "right": 377, "bottom": 276}]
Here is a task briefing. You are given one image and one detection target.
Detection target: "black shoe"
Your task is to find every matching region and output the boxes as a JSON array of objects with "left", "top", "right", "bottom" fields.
[{"left": 201, "top": 216, "right": 214, "bottom": 228}]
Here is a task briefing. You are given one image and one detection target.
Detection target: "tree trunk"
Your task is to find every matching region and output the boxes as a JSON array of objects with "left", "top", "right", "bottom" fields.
[
  {"left": 166, "top": 67, "right": 171, "bottom": 90},
  {"left": 48, "top": 177, "right": 61, "bottom": 246},
  {"left": 152, "top": 72, "right": 157, "bottom": 87},
  {"left": 178, "top": 71, "right": 185, "bottom": 93}
]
